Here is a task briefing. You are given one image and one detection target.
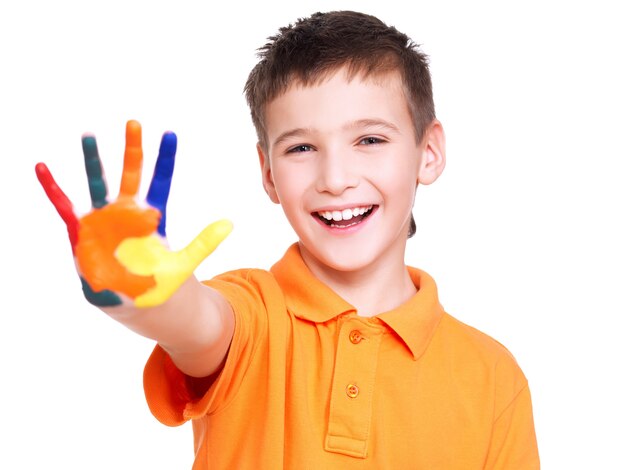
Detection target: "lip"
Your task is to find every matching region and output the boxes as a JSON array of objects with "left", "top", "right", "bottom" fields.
[
  {"left": 311, "top": 204, "right": 378, "bottom": 233},
  {"left": 311, "top": 203, "right": 375, "bottom": 213}
]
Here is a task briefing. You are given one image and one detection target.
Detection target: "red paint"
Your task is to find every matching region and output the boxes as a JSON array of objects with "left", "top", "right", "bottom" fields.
[{"left": 36, "top": 163, "right": 79, "bottom": 252}]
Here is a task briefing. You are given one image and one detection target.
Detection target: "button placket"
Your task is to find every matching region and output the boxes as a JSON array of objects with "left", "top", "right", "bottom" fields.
[{"left": 325, "top": 318, "right": 383, "bottom": 458}]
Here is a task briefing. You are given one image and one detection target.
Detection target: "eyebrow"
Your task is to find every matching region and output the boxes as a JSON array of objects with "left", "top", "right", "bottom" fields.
[
  {"left": 344, "top": 119, "right": 401, "bottom": 134},
  {"left": 272, "top": 128, "right": 314, "bottom": 149},
  {"left": 271, "top": 119, "right": 401, "bottom": 149}
]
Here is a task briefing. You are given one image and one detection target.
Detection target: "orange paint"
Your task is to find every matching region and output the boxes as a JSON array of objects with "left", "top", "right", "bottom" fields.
[
  {"left": 119, "top": 120, "right": 143, "bottom": 198},
  {"left": 76, "top": 199, "right": 159, "bottom": 298}
]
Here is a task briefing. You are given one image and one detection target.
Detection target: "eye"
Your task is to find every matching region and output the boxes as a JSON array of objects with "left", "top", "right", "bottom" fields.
[
  {"left": 358, "top": 136, "right": 385, "bottom": 146},
  {"left": 287, "top": 144, "right": 313, "bottom": 153}
]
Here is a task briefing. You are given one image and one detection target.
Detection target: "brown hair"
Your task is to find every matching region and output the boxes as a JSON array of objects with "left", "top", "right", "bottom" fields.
[{"left": 244, "top": 10, "right": 436, "bottom": 237}]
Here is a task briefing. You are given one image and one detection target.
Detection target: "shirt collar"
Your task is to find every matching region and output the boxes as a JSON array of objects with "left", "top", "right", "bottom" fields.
[
  {"left": 376, "top": 267, "right": 444, "bottom": 360},
  {"left": 271, "top": 244, "right": 356, "bottom": 322},
  {"left": 270, "top": 243, "right": 444, "bottom": 360}
]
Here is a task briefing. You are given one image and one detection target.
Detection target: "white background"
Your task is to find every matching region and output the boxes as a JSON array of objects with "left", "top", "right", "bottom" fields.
[{"left": 1, "top": 0, "right": 624, "bottom": 468}]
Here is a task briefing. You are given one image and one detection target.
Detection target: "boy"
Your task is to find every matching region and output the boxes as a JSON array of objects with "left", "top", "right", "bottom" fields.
[{"left": 36, "top": 10, "right": 539, "bottom": 469}]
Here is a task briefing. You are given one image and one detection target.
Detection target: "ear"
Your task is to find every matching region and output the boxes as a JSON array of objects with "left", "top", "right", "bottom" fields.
[
  {"left": 257, "top": 143, "right": 280, "bottom": 204},
  {"left": 417, "top": 120, "right": 446, "bottom": 185}
]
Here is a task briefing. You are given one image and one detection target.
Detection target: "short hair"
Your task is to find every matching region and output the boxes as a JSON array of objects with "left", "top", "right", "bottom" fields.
[{"left": 245, "top": 10, "right": 435, "bottom": 238}]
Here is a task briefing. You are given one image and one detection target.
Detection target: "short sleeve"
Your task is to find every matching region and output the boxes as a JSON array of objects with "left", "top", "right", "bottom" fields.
[
  {"left": 484, "top": 355, "right": 540, "bottom": 469},
  {"left": 143, "top": 269, "right": 275, "bottom": 426}
]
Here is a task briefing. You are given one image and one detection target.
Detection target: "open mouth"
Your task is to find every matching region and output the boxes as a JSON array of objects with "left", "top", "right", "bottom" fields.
[{"left": 314, "top": 205, "right": 376, "bottom": 228}]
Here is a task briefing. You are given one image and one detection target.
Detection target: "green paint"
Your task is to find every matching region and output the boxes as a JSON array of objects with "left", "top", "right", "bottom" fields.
[
  {"left": 82, "top": 136, "right": 108, "bottom": 208},
  {"left": 80, "top": 277, "right": 122, "bottom": 307}
]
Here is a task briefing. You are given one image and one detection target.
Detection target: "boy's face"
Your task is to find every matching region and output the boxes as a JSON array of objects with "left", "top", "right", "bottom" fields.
[{"left": 258, "top": 68, "right": 445, "bottom": 275}]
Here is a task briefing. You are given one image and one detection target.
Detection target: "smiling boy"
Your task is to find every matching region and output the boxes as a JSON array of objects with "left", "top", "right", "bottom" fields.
[
  {"left": 258, "top": 70, "right": 441, "bottom": 314},
  {"left": 37, "top": 9, "right": 539, "bottom": 470}
]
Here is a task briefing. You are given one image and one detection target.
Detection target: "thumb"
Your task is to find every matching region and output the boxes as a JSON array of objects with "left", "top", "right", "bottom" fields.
[{"left": 177, "top": 219, "right": 233, "bottom": 273}]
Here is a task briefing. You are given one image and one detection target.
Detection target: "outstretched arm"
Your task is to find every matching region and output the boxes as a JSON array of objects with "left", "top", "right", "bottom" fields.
[{"left": 35, "top": 120, "right": 235, "bottom": 378}]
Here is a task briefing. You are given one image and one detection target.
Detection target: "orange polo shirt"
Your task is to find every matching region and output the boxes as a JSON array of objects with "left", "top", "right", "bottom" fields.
[{"left": 144, "top": 244, "right": 539, "bottom": 469}]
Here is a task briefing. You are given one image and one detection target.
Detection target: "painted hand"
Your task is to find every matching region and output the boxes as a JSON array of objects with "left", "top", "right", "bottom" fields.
[{"left": 36, "top": 120, "right": 232, "bottom": 308}]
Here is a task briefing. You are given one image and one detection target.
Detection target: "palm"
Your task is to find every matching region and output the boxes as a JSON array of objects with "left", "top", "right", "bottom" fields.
[{"left": 76, "top": 197, "right": 160, "bottom": 299}]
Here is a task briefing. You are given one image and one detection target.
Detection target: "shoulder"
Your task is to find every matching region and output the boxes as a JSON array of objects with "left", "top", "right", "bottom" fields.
[
  {"left": 205, "top": 267, "right": 282, "bottom": 296},
  {"left": 438, "top": 312, "right": 523, "bottom": 369},
  {"left": 202, "top": 268, "right": 287, "bottom": 320},
  {"left": 434, "top": 313, "right": 529, "bottom": 411},
  {"left": 207, "top": 267, "right": 276, "bottom": 284}
]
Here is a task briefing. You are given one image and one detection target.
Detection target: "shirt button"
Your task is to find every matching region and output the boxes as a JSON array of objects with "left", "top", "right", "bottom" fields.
[
  {"left": 346, "top": 384, "right": 360, "bottom": 398},
  {"left": 349, "top": 330, "right": 364, "bottom": 344}
]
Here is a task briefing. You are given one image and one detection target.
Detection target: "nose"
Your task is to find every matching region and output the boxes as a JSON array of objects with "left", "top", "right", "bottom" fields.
[{"left": 315, "top": 149, "right": 359, "bottom": 195}]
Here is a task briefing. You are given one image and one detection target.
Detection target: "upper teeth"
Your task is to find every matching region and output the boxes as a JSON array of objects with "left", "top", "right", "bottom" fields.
[{"left": 319, "top": 206, "right": 372, "bottom": 221}]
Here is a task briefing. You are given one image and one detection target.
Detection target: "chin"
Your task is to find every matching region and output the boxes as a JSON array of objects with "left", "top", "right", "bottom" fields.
[{"left": 299, "top": 238, "right": 395, "bottom": 275}]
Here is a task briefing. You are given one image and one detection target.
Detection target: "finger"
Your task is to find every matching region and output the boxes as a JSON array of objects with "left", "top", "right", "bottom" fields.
[
  {"left": 178, "top": 219, "right": 233, "bottom": 272},
  {"left": 146, "top": 131, "right": 177, "bottom": 236},
  {"left": 82, "top": 135, "right": 108, "bottom": 208},
  {"left": 130, "top": 221, "right": 232, "bottom": 308},
  {"left": 119, "top": 120, "right": 143, "bottom": 198},
  {"left": 35, "top": 162, "right": 79, "bottom": 251}
]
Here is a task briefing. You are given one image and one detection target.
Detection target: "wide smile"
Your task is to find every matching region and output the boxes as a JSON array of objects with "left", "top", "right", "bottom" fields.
[{"left": 313, "top": 205, "right": 377, "bottom": 228}]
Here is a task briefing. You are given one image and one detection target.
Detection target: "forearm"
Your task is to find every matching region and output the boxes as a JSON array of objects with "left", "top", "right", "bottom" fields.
[{"left": 105, "top": 276, "right": 235, "bottom": 378}]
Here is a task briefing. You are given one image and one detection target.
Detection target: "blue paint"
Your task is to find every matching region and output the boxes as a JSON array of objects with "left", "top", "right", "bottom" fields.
[{"left": 146, "top": 132, "right": 177, "bottom": 237}]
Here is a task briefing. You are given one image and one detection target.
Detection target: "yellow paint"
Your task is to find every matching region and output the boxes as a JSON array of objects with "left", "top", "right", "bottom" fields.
[
  {"left": 76, "top": 199, "right": 158, "bottom": 297},
  {"left": 116, "top": 219, "right": 233, "bottom": 307},
  {"left": 115, "top": 235, "right": 164, "bottom": 276}
]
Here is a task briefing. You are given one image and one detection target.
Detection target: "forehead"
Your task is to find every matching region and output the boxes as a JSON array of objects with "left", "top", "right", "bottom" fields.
[
  {"left": 264, "top": 68, "right": 412, "bottom": 143},
  {"left": 280, "top": 66, "right": 406, "bottom": 103}
]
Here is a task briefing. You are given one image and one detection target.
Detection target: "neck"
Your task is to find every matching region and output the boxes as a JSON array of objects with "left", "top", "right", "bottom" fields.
[{"left": 299, "top": 244, "right": 417, "bottom": 317}]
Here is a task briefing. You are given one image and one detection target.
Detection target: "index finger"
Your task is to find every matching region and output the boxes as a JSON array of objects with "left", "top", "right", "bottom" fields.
[{"left": 119, "top": 120, "right": 143, "bottom": 198}]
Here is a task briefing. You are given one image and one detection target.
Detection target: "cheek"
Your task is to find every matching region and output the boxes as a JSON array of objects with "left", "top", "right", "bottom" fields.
[
  {"left": 377, "top": 161, "right": 419, "bottom": 194},
  {"left": 378, "top": 173, "right": 419, "bottom": 215},
  {"left": 271, "top": 166, "right": 306, "bottom": 209},
  {"left": 273, "top": 162, "right": 313, "bottom": 193}
]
